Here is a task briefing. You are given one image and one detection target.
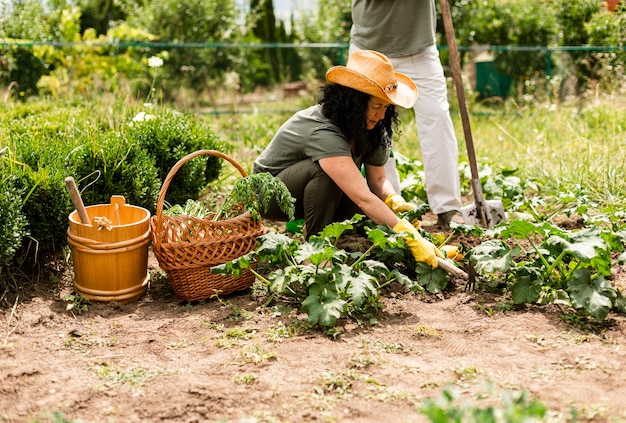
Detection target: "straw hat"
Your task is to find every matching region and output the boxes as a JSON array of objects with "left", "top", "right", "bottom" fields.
[{"left": 325, "top": 50, "right": 418, "bottom": 109}]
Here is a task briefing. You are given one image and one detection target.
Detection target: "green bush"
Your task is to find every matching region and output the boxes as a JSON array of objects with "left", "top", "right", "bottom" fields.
[
  {"left": 125, "top": 109, "right": 224, "bottom": 207},
  {"left": 15, "top": 166, "right": 72, "bottom": 256},
  {"left": 556, "top": 0, "right": 602, "bottom": 92},
  {"left": 0, "top": 175, "right": 29, "bottom": 268},
  {"left": 585, "top": 4, "right": 626, "bottom": 89},
  {"left": 0, "top": 1, "right": 52, "bottom": 99},
  {"left": 69, "top": 130, "right": 162, "bottom": 212},
  {"left": 454, "top": 0, "right": 559, "bottom": 98}
]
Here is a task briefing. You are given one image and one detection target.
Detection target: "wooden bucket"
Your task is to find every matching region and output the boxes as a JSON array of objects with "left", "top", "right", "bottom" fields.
[{"left": 67, "top": 195, "right": 151, "bottom": 304}]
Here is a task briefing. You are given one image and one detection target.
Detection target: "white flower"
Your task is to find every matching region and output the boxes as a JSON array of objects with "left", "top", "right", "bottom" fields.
[
  {"left": 132, "top": 112, "right": 156, "bottom": 123},
  {"left": 148, "top": 56, "right": 164, "bottom": 68}
]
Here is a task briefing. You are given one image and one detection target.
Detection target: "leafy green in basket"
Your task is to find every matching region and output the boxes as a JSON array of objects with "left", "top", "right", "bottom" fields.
[
  {"left": 213, "top": 172, "right": 295, "bottom": 222},
  {"left": 164, "top": 199, "right": 212, "bottom": 218},
  {"left": 165, "top": 172, "right": 295, "bottom": 222}
]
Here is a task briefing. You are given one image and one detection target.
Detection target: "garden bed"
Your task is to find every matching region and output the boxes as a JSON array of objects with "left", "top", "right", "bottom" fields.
[{"left": 1, "top": 214, "right": 625, "bottom": 422}]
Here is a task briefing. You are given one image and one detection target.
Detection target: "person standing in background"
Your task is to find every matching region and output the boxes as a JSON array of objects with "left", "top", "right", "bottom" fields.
[{"left": 350, "top": 0, "right": 464, "bottom": 228}]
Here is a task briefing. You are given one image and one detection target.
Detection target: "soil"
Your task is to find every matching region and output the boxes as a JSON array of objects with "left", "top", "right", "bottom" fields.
[{"left": 1, "top": 213, "right": 626, "bottom": 423}]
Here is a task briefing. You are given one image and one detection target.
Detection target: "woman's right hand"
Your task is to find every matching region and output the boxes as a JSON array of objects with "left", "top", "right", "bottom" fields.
[{"left": 392, "top": 219, "right": 443, "bottom": 268}]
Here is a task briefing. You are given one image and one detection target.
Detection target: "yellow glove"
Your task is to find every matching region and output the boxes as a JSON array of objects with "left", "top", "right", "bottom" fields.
[
  {"left": 393, "top": 219, "right": 444, "bottom": 268},
  {"left": 385, "top": 194, "right": 416, "bottom": 214}
]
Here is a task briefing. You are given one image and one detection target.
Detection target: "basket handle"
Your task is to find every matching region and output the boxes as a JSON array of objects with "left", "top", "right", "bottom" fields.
[{"left": 153, "top": 150, "right": 249, "bottom": 247}]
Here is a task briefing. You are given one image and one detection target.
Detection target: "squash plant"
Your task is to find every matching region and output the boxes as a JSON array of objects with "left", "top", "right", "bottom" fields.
[
  {"left": 212, "top": 215, "right": 451, "bottom": 328},
  {"left": 469, "top": 220, "right": 626, "bottom": 321}
]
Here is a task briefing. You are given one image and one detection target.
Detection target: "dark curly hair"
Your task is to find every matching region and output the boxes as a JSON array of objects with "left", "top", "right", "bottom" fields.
[{"left": 318, "top": 83, "right": 399, "bottom": 158}]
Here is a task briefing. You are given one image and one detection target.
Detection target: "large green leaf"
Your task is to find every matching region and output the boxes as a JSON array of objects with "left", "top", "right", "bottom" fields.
[
  {"left": 547, "top": 227, "right": 607, "bottom": 262},
  {"left": 511, "top": 275, "right": 543, "bottom": 304},
  {"left": 471, "top": 240, "right": 520, "bottom": 274},
  {"left": 344, "top": 270, "right": 378, "bottom": 307},
  {"left": 294, "top": 239, "right": 345, "bottom": 266},
  {"left": 498, "top": 220, "right": 566, "bottom": 240},
  {"left": 567, "top": 269, "right": 613, "bottom": 320},
  {"left": 415, "top": 263, "right": 448, "bottom": 294},
  {"left": 301, "top": 285, "right": 347, "bottom": 327}
]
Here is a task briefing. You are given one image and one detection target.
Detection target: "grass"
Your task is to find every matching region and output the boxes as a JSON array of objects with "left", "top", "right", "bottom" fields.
[{"left": 208, "top": 91, "right": 626, "bottom": 214}]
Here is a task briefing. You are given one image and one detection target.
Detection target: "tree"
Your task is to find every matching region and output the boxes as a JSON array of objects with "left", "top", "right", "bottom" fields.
[
  {"left": 556, "top": 0, "right": 603, "bottom": 94},
  {"left": 250, "top": 0, "right": 280, "bottom": 85},
  {"left": 127, "top": 0, "right": 241, "bottom": 104}
]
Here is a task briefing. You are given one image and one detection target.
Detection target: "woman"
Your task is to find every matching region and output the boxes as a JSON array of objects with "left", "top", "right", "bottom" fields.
[{"left": 253, "top": 50, "right": 443, "bottom": 268}]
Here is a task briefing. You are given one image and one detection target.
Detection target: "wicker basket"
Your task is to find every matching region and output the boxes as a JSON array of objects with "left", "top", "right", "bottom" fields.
[{"left": 150, "top": 150, "right": 265, "bottom": 302}]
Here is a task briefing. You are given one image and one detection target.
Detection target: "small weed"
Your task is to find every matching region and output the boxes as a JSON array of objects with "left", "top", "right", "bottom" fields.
[
  {"left": 226, "top": 327, "right": 257, "bottom": 340},
  {"left": 148, "top": 270, "right": 171, "bottom": 294},
  {"left": 420, "top": 383, "right": 548, "bottom": 422},
  {"left": 360, "top": 338, "right": 414, "bottom": 354},
  {"left": 237, "top": 343, "right": 277, "bottom": 365},
  {"left": 317, "top": 370, "right": 357, "bottom": 395},
  {"left": 61, "top": 292, "right": 90, "bottom": 315},
  {"left": 215, "top": 337, "right": 239, "bottom": 349},
  {"left": 413, "top": 324, "right": 443, "bottom": 338},
  {"left": 93, "top": 361, "right": 171, "bottom": 391},
  {"left": 323, "top": 326, "right": 343, "bottom": 339},
  {"left": 166, "top": 339, "right": 192, "bottom": 350},
  {"left": 454, "top": 366, "right": 482, "bottom": 381},
  {"left": 62, "top": 330, "right": 115, "bottom": 353},
  {"left": 33, "top": 410, "right": 82, "bottom": 423},
  {"left": 348, "top": 352, "right": 378, "bottom": 369},
  {"left": 215, "top": 297, "right": 253, "bottom": 321},
  {"left": 233, "top": 373, "right": 259, "bottom": 384},
  {"left": 202, "top": 321, "right": 224, "bottom": 331},
  {"left": 371, "top": 386, "right": 415, "bottom": 403},
  {"left": 263, "top": 322, "right": 295, "bottom": 342},
  {"left": 215, "top": 327, "right": 257, "bottom": 348},
  {"left": 475, "top": 304, "right": 496, "bottom": 316},
  {"left": 420, "top": 381, "right": 441, "bottom": 389}
]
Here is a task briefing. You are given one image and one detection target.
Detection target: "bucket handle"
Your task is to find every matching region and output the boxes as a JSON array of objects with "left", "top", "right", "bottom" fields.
[{"left": 153, "top": 150, "right": 249, "bottom": 249}]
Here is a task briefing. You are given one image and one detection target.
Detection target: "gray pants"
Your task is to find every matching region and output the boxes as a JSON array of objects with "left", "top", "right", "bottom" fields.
[{"left": 262, "top": 159, "right": 362, "bottom": 238}]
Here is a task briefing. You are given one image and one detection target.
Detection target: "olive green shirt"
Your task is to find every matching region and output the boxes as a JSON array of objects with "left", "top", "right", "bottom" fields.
[
  {"left": 350, "top": 0, "right": 437, "bottom": 57},
  {"left": 253, "top": 105, "right": 389, "bottom": 175}
]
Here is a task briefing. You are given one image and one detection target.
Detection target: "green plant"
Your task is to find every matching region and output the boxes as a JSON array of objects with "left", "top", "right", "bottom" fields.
[
  {"left": 93, "top": 362, "right": 170, "bottom": 391},
  {"left": 61, "top": 292, "right": 90, "bottom": 315},
  {"left": 213, "top": 216, "right": 452, "bottom": 328},
  {"left": 556, "top": 0, "right": 602, "bottom": 92},
  {"left": 455, "top": 0, "right": 559, "bottom": 99},
  {"left": 469, "top": 220, "right": 626, "bottom": 320},
  {"left": 213, "top": 172, "right": 295, "bottom": 222},
  {"left": 164, "top": 172, "right": 295, "bottom": 223},
  {"left": 126, "top": 109, "right": 224, "bottom": 208},
  {"left": 420, "top": 384, "right": 548, "bottom": 422},
  {"left": 233, "top": 373, "right": 258, "bottom": 384},
  {"left": 71, "top": 131, "right": 161, "bottom": 211},
  {"left": 317, "top": 370, "right": 356, "bottom": 395},
  {"left": 585, "top": 4, "right": 626, "bottom": 89},
  {"left": 163, "top": 199, "right": 212, "bottom": 219},
  {"left": 237, "top": 343, "right": 277, "bottom": 365},
  {"left": 17, "top": 166, "right": 73, "bottom": 255},
  {"left": 0, "top": 175, "right": 29, "bottom": 268}
]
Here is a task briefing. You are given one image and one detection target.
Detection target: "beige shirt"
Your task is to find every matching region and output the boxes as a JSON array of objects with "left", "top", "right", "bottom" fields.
[{"left": 350, "top": 0, "right": 437, "bottom": 57}]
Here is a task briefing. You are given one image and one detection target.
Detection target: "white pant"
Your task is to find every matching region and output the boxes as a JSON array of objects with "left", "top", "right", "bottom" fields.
[{"left": 349, "top": 44, "right": 462, "bottom": 215}]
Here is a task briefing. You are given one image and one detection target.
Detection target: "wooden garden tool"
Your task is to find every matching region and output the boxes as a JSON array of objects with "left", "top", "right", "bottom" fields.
[{"left": 440, "top": 0, "right": 506, "bottom": 228}]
